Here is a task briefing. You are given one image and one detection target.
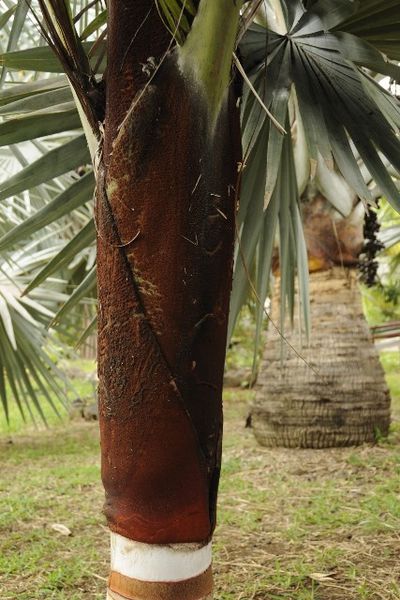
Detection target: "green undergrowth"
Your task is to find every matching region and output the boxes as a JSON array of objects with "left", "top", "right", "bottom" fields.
[{"left": 380, "top": 351, "right": 400, "bottom": 418}]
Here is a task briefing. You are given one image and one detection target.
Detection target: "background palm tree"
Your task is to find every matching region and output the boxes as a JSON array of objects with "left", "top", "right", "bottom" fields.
[
  {"left": 252, "top": 195, "right": 391, "bottom": 448},
  {"left": 249, "top": 64, "right": 400, "bottom": 448},
  {"left": 0, "top": 1, "right": 399, "bottom": 597},
  {"left": 230, "top": 1, "right": 400, "bottom": 450}
]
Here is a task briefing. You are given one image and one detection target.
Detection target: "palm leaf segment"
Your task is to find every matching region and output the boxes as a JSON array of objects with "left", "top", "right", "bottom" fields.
[
  {"left": 0, "top": 0, "right": 102, "bottom": 308},
  {"left": 338, "top": 0, "right": 400, "bottom": 61},
  {"left": 0, "top": 0, "right": 102, "bottom": 422},
  {"left": 0, "top": 252, "right": 70, "bottom": 424},
  {"left": 155, "top": 0, "right": 199, "bottom": 44},
  {"left": 230, "top": 0, "right": 400, "bottom": 350}
]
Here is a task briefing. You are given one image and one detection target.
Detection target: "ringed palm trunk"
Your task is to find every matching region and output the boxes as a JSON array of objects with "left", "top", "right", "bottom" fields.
[
  {"left": 251, "top": 198, "right": 391, "bottom": 449},
  {"left": 252, "top": 268, "right": 391, "bottom": 448},
  {"left": 96, "top": 2, "right": 241, "bottom": 598}
]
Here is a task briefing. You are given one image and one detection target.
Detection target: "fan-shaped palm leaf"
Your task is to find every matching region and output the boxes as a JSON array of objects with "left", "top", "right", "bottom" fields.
[
  {"left": 231, "top": 0, "right": 400, "bottom": 350},
  {"left": 0, "top": 245, "right": 70, "bottom": 423}
]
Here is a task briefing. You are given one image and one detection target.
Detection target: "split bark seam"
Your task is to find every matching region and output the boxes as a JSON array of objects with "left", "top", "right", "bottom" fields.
[{"left": 96, "top": 160, "right": 208, "bottom": 472}]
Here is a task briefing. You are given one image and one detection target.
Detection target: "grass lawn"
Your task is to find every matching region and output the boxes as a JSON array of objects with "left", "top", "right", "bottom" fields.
[{"left": 0, "top": 351, "right": 399, "bottom": 599}]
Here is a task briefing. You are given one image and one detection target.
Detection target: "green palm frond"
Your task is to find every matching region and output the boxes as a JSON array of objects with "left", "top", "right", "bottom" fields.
[
  {"left": 0, "top": 41, "right": 106, "bottom": 74},
  {"left": 230, "top": 0, "right": 400, "bottom": 362},
  {"left": 339, "top": 0, "right": 400, "bottom": 61},
  {"left": 0, "top": 0, "right": 29, "bottom": 87},
  {"left": 0, "top": 246, "right": 70, "bottom": 424},
  {"left": 0, "top": 0, "right": 103, "bottom": 422},
  {"left": 156, "top": 0, "right": 199, "bottom": 44},
  {"left": 380, "top": 224, "right": 400, "bottom": 250}
]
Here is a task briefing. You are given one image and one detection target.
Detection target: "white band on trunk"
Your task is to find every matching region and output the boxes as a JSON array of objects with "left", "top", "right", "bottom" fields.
[{"left": 110, "top": 533, "right": 212, "bottom": 583}]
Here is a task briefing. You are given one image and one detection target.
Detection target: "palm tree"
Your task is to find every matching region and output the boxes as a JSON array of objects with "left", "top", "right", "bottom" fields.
[
  {"left": 97, "top": 4, "right": 241, "bottom": 598},
  {"left": 0, "top": 1, "right": 399, "bottom": 597},
  {"left": 250, "top": 69, "right": 400, "bottom": 450},
  {"left": 232, "top": 1, "right": 400, "bottom": 451},
  {"left": 252, "top": 196, "right": 392, "bottom": 448}
]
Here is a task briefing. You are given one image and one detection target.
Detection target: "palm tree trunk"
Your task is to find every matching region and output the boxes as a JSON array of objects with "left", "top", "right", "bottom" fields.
[
  {"left": 252, "top": 268, "right": 391, "bottom": 448},
  {"left": 97, "top": 2, "right": 241, "bottom": 598}
]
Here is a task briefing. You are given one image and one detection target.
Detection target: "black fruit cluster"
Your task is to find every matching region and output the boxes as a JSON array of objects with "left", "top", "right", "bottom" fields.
[{"left": 359, "top": 209, "right": 384, "bottom": 287}]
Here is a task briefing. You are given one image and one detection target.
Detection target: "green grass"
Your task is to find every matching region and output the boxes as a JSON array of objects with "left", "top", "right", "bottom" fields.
[
  {"left": 0, "top": 422, "right": 105, "bottom": 600},
  {"left": 0, "top": 350, "right": 399, "bottom": 598},
  {"left": 0, "top": 359, "right": 96, "bottom": 435},
  {"left": 380, "top": 351, "right": 400, "bottom": 414},
  {"left": 225, "top": 306, "right": 257, "bottom": 372}
]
